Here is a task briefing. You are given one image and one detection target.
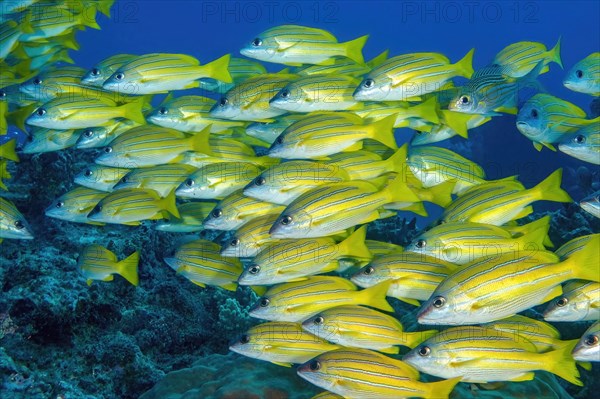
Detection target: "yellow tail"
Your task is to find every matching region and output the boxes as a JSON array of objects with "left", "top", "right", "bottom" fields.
[
  {"left": 426, "top": 376, "right": 462, "bottom": 399},
  {"left": 343, "top": 34, "right": 369, "bottom": 64},
  {"left": 0, "top": 139, "right": 19, "bottom": 162},
  {"left": 385, "top": 144, "right": 409, "bottom": 175},
  {"left": 162, "top": 189, "right": 181, "bottom": 218},
  {"left": 412, "top": 97, "right": 440, "bottom": 125},
  {"left": 517, "top": 215, "right": 552, "bottom": 251},
  {"left": 367, "top": 49, "right": 389, "bottom": 67},
  {"left": 564, "top": 234, "right": 600, "bottom": 282},
  {"left": 117, "top": 251, "right": 140, "bottom": 286},
  {"left": 204, "top": 54, "right": 232, "bottom": 83},
  {"left": 190, "top": 127, "right": 213, "bottom": 155},
  {"left": 441, "top": 110, "right": 472, "bottom": 138},
  {"left": 357, "top": 280, "right": 394, "bottom": 312},
  {"left": 121, "top": 98, "right": 147, "bottom": 125},
  {"left": 386, "top": 172, "right": 421, "bottom": 204},
  {"left": 97, "top": 0, "right": 114, "bottom": 17},
  {"left": 549, "top": 36, "right": 563, "bottom": 68},
  {"left": 424, "top": 180, "right": 456, "bottom": 207},
  {"left": 544, "top": 339, "right": 583, "bottom": 386},
  {"left": 340, "top": 225, "right": 372, "bottom": 260},
  {"left": 79, "top": 5, "right": 101, "bottom": 29},
  {"left": 369, "top": 114, "right": 398, "bottom": 150},
  {"left": 402, "top": 329, "right": 438, "bottom": 349},
  {"left": 532, "top": 168, "right": 572, "bottom": 203},
  {"left": 456, "top": 48, "right": 475, "bottom": 78}
]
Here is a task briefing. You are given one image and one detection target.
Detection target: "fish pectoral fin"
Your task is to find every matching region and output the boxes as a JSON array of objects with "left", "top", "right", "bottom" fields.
[
  {"left": 495, "top": 105, "right": 518, "bottom": 115},
  {"left": 277, "top": 41, "right": 299, "bottom": 51},
  {"left": 577, "top": 361, "right": 592, "bottom": 371},
  {"left": 272, "top": 361, "right": 293, "bottom": 368},
  {"left": 191, "top": 280, "right": 207, "bottom": 288},
  {"left": 342, "top": 141, "right": 364, "bottom": 152},
  {"left": 221, "top": 282, "right": 238, "bottom": 291},
  {"left": 542, "top": 142, "right": 557, "bottom": 151},
  {"left": 507, "top": 372, "right": 536, "bottom": 382},
  {"left": 396, "top": 297, "right": 421, "bottom": 307}
]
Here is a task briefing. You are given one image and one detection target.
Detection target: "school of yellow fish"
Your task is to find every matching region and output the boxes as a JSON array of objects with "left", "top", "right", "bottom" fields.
[{"left": 1, "top": 2, "right": 599, "bottom": 398}]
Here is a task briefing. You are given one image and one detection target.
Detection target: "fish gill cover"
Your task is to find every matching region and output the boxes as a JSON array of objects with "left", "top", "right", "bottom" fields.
[{"left": 0, "top": 0, "right": 599, "bottom": 398}]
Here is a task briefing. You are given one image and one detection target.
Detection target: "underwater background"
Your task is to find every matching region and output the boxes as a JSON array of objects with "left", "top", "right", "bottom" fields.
[{"left": 1, "top": 0, "right": 599, "bottom": 398}]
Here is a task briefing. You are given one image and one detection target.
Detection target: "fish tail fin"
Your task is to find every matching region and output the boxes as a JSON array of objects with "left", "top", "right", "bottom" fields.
[
  {"left": 97, "top": 0, "right": 114, "bottom": 17},
  {"left": 517, "top": 215, "right": 552, "bottom": 250},
  {"left": 57, "top": 32, "right": 80, "bottom": 51},
  {"left": 425, "top": 179, "right": 456, "bottom": 207},
  {"left": 343, "top": 35, "right": 369, "bottom": 64},
  {"left": 387, "top": 173, "right": 421, "bottom": 204},
  {"left": 441, "top": 110, "right": 471, "bottom": 138},
  {"left": 20, "top": 12, "right": 34, "bottom": 34},
  {"left": 117, "top": 251, "right": 139, "bottom": 286},
  {"left": 427, "top": 377, "right": 462, "bottom": 399},
  {"left": 456, "top": 48, "right": 475, "bottom": 78},
  {"left": 204, "top": 54, "right": 232, "bottom": 83},
  {"left": 564, "top": 234, "right": 600, "bottom": 282},
  {"left": 367, "top": 49, "right": 389, "bottom": 67},
  {"left": 190, "top": 127, "right": 213, "bottom": 155},
  {"left": 402, "top": 329, "right": 438, "bottom": 349},
  {"left": 385, "top": 144, "right": 408, "bottom": 175},
  {"left": 340, "top": 225, "right": 371, "bottom": 260},
  {"left": 550, "top": 36, "right": 563, "bottom": 68},
  {"left": 412, "top": 97, "right": 440, "bottom": 124},
  {"left": 80, "top": 5, "right": 101, "bottom": 30},
  {"left": 545, "top": 340, "right": 583, "bottom": 386},
  {"left": 121, "top": 98, "right": 147, "bottom": 125},
  {"left": 162, "top": 189, "right": 181, "bottom": 218},
  {"left": 357, "top": 280, "right": 394, "bottom": 312},
  {"left": 0, "top": 139, "right": 19, "bottom": 162},
  {"left": 57, "top": 51, "right": 75, "bottom": 65},
  {"left": 369, "top": 114, "right": 398, "bottom": 149},
  {"left": 520, "top": 60, "right": 545, "bottom": 88},
  {"left": 533, "top": 168, "right": 572, "bottom": 203}
]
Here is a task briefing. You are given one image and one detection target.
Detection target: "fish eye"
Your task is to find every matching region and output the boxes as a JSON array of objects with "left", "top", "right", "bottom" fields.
[
  {"left": 363, "top": 78, "right": 375, "bottom": 88},
  {"left": 280, "top": 89, "right": 290, "bottom": 98},
  {"left": 83, "top": 129, "right": 94, "bottom": 138},
  {"left": 91, "top": 68, "right": 100, "bottom": 76},
  {"left": 211, "top": 208, "right": 223, "bottom": 218},
  {"left": 415, "top": 239, "right": 427, "bottom": 249},
  {"left": 230, "top": 238, "right": 240, "bottom": 247},
  {"left": 248, "top": 265, "right": 261, "bottom": 274},
  {"left": 14, "top": 220, "right": 25, "bottom": 229},
  {"left": 104, "top": 147, "right": 112, "bottom": 153},
  {"left": 363, "top": 266, "right": 375, "bottom": 275},
  {"left": 240, "top": 334, "right": 250, "bottom": 344},
  {"left": 84, "top": 169, "right": 93, "bottom": 177},
  {"left": 259, "top": 297, "right": 270, "bottom": 307},
  {"left": 460, "top": 95, "right": 470, "bottom": 104},
  {"left": 574, "top": 135, "right": 585, "bottom": 144},
  {"left": 158, "top": 107, "right": 168, "bottom": 115},
  {"left": 418, "top": 346, "right": 431, "bottom": 356},
  {"left": 185, "top": 178, "right": 195, "bottom": 187},
  {"left": 576, "top": 70, "right": 584, "bottom": 79},
  {"left": 56, "top": 201, "right": 64, "bottom": 208},
  {"left": 415, "top": 130, "right": 423, "bottom": 135},
  {"left": 313, "top": 316, "right": 324, "bottom": 325},
  {"left": 556, "top": 297, "right": 568, "bottom": 307},
  {"left": 309, "top": 360, "right": 321, "bottom": 371},
  {"left": 33, "top": 77, "right": 42, "bottom": 85},
  {"left": 252, "top": 38, "right": 262, "bottom": 47},
  {"left": 120, "top": 176, "right": 128, "bottom": 183},
  {"left": 254, "top": 176, "right": 266, "bottom": 186},
  {"left": 280, "top": 215, "right": 292, "bottom": 225},
  {"left": 432, "top": 296, "right": 446, "bottom": 308},
  {"left": 0, "top": 90, "right": 6, "bottom": 98},
  {"left": 584, "top": 334, "right": 598, "bottom": 346},
  {"left": 93, "top": 205, "right": 102, "bottom": 213},
  {"left": 530, "top": 109, "right": 538, "bottom": 118},
  {"left": 219, "top": 97, "right": 229, "bottom": 107},
  {"left": 115, "top": 72, "right": 125, "bottom": 80},
  {"left": 36, "top": 108, "right": 46, "bottom": 116}
]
